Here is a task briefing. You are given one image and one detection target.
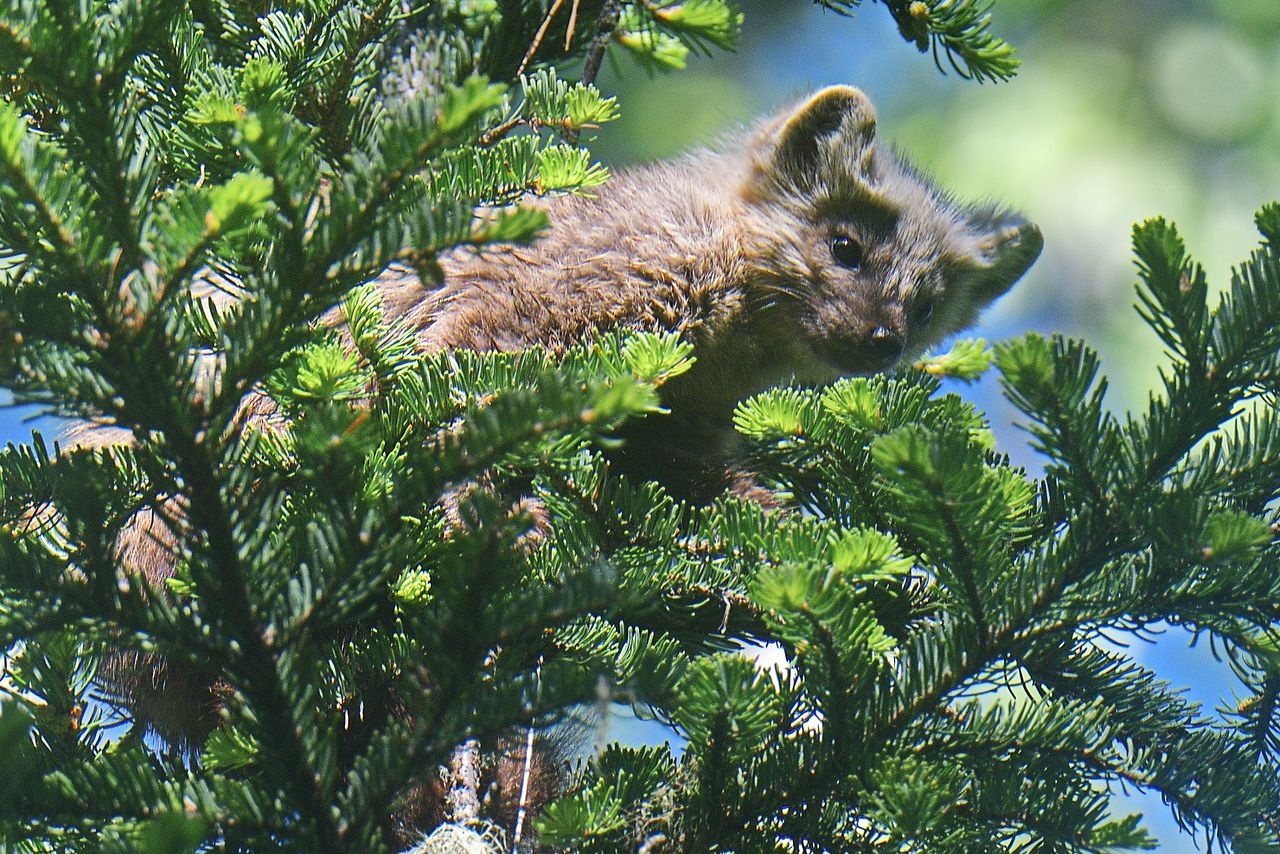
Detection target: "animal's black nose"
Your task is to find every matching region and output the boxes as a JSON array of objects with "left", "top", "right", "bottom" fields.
[
  {"left": 817, "top": 326, "right": 908, "bottom": 375},
  {"left": 866, "top": 326, "right": 904, "bottom": 366}
]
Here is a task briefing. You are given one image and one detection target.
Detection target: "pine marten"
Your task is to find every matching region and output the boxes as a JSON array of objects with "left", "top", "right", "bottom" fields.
[{"left": 374, "top": 84, "right": 1041, "bottom": 496}]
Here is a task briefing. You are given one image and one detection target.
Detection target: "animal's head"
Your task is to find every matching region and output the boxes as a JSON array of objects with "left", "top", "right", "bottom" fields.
[{"left": 739, "top": 85, "right": 1042, "bottom": 376}]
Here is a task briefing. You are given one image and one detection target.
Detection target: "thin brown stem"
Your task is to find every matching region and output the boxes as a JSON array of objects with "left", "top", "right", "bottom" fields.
[{"left": 580, "top": 0, "right": 622, "bottom": 88}]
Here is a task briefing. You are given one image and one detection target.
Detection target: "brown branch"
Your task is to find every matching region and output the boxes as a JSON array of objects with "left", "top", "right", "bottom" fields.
[{"left": 580, "top": 0, "right": 623, "bottom": 89}]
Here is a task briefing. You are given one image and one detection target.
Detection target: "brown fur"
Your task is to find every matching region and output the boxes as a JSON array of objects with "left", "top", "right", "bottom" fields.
[
  {"left": 383, "top": 85, "right": 1041, "bottom": 493},
  {"left": 418, "top": 87, "right": 1036, "bottom": 391}
]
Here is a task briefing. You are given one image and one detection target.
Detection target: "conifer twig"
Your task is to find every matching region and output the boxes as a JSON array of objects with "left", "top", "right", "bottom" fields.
[
  {"left": 517, "top": 0, "right": 568, "bottom": 78},
  {"left": 445, "top": 738, "right": 483, "bottom": 823},
  {"left": 580, "top": 0, "right": 622, "bottom": 88},
  {"left": 511, "top": 658, "right": 544, "bottom": 848}
]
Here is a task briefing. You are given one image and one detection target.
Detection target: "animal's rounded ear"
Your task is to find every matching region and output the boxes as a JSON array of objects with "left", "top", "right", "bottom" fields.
[
  {"left": 753, "top": 86, "right": 878, "bottom": 186},
  {"left": 958, "top": 209, "right": 1044, "bottom": 302}
]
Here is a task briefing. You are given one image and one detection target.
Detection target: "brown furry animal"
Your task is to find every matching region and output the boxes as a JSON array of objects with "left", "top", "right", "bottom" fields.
[{"left": 380, "top": 84, "right": 1041, "bottom": 494}]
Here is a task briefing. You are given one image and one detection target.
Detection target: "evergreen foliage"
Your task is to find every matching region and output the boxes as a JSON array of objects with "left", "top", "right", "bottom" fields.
[{"left": 0, "top": 1, "right": 1277, "bottom": 853}]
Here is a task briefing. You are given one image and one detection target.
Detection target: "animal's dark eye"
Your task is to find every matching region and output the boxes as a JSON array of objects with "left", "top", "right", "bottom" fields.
[
  {"left": 912, "top": 297, "right": 936, "bottom": 325},
  {"left": 830, "top": 234, "right": 864, "bottom": 269}
]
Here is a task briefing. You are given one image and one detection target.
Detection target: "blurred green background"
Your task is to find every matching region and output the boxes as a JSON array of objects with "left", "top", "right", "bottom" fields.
[{"left": 592, "top": 2, "right": 1280, "bottom": 849}]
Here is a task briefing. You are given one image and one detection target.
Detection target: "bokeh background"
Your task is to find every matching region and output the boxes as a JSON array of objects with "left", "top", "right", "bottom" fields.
[{"left": 591, "top": 1, "right": 1280, "bottom": 849}]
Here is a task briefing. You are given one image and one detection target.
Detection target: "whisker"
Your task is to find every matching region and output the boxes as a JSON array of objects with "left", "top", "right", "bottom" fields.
[{"left": 751, "top": 282, "right": 805, "bottom": 301}]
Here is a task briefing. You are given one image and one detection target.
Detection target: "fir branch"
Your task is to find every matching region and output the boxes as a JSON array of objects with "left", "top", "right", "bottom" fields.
[
  {"left": 0, "top": 112, "right": 93, "bottom": 278},
  {"left": 813, "top": 0, "right": 1020, "bottom": 82},
  {"left": 147, "top": 394, "right": 343, "bottom": 849},
  {"left": 312, "top": 0, "right": 397, "bottom": 158}
]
